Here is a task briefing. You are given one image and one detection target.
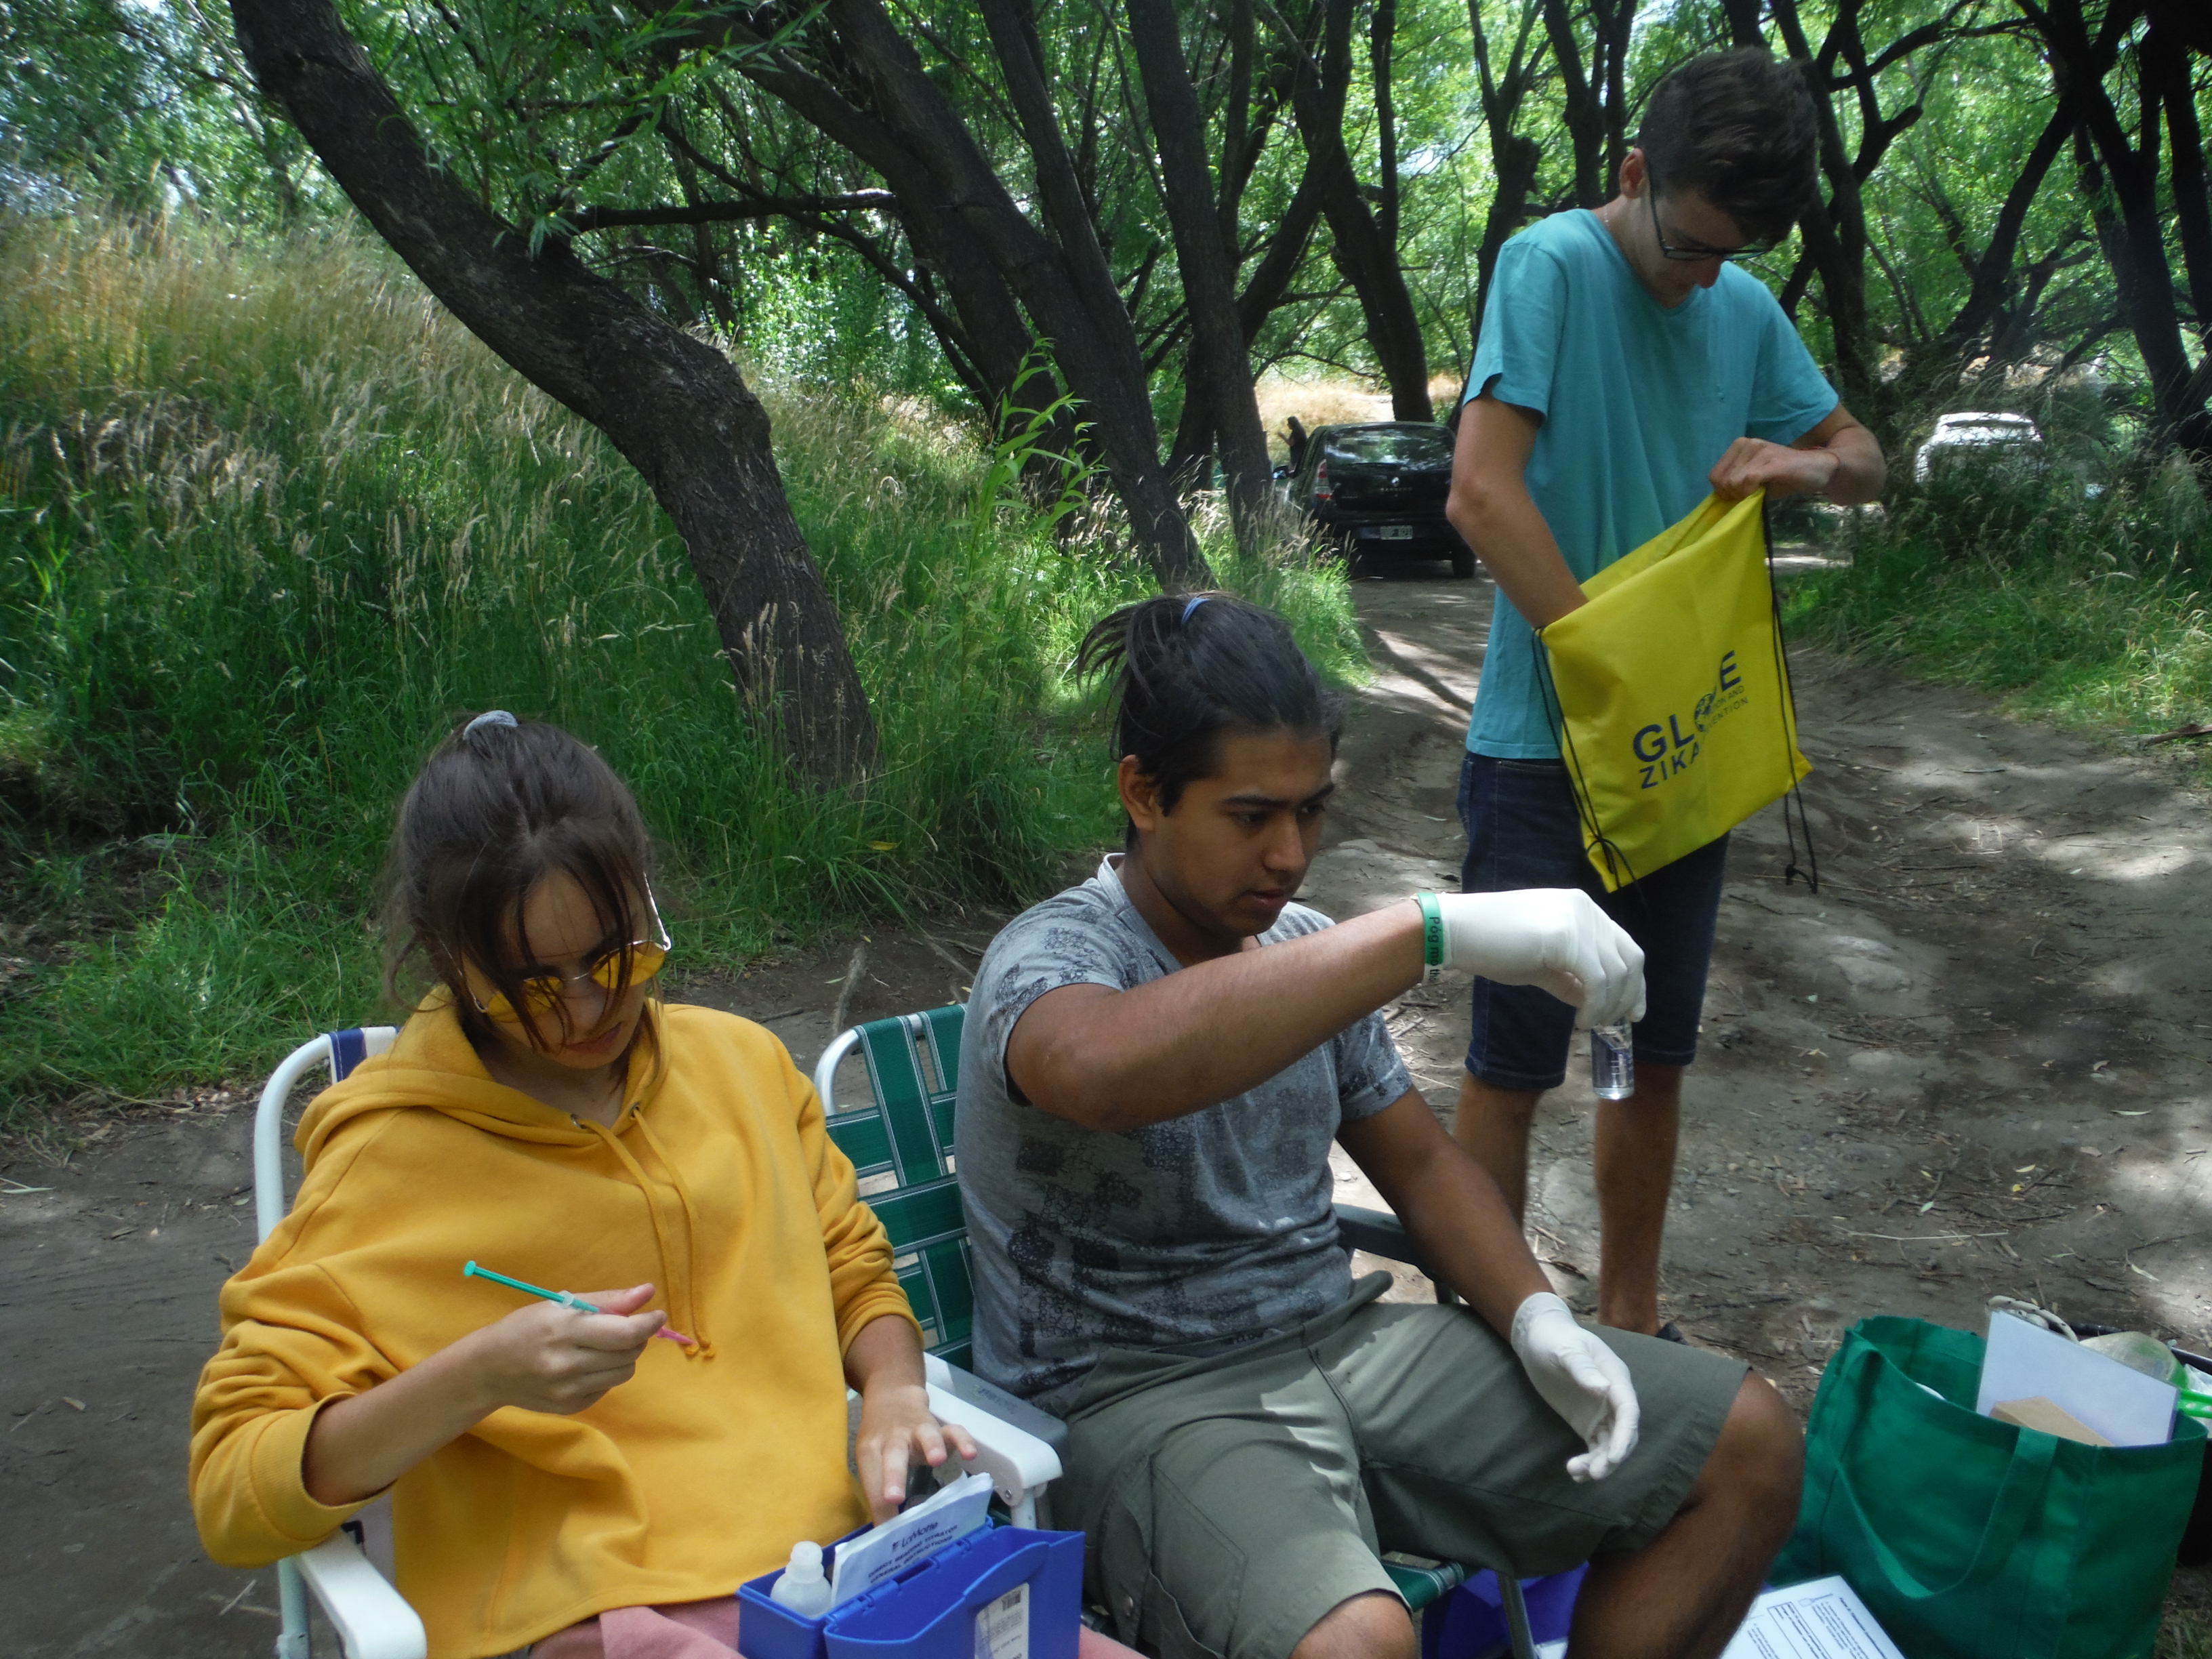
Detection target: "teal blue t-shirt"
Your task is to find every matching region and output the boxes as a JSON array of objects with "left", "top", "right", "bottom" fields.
[{"left": 1463, "top": 210, "right": 1838, "bottom": 758}]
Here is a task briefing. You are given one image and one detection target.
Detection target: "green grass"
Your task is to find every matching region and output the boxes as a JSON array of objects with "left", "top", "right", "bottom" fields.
[
  {"left": 2164, "top": 1607, "right": 2212, "bottom": 1659},
  {"left": 0, "top": 211, "right": 1364, "bottom": 1119},
  {"left": 1782, "top": 454, "right": 2212, "bottom": 741}
]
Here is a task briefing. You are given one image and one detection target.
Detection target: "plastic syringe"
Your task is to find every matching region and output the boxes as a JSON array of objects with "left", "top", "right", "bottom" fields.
[{"left": 463, "top": 1259, "right": 693, "bottom": 1344}]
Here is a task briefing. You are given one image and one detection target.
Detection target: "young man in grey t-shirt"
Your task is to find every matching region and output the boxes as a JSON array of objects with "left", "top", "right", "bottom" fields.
[{"left": 956, "top": 594, "right": 1800, "bottom": 1659}]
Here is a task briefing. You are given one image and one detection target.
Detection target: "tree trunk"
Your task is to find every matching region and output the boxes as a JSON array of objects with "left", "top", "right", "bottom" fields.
[
  {"left": 1539, "top": 0, "right": 1634, "bottom": 205},
  {"left": 1464, "top": 0, "right": 1549, "bottom": 360},
  {"left": 1294, "top": 0, "right": 1429, "bottom": 420},
  {"left": 1372, "top": 0, "right": 1401, "bottom": 248},
  {"left": 791, "top": 0, "right": 1211, "bottom": 587},
  {"left": 683, "top": 54, "right": 1056, "bottom": 445},
  {"left": 2149, "top": 18, "right": 2212, "bottom": 352},
  {"left": 1126, "top": 0, "right": 1273, "bottom": 552},
  {"left": 1935, "top": 105, "right": 2075, "bottom": 353},
  {"left": 1166, "top": 118, "right": 1334, "bottom": 480},
  {"left": 226, "top": 0, "right": 876, "bottom": 781},
  {"left": 1541, "top": 0, "right": 1601, "bottom": 207},
  {"left": 2039, "top": 0, "right": 2199, "bottom": 436},
  {"left": 1769, "top": 0, "right": 1931, "bottom": 445}
]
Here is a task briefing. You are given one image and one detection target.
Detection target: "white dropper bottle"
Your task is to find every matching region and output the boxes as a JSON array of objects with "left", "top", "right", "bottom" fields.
[{"left": 770, "top": 1539, "right": 832, "bottom": 1617}]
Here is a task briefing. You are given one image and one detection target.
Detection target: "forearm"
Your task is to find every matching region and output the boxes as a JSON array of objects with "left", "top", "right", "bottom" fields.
[
  {"left": 1816, "top": 423, "right": 1886, "bottom": 504},
  {"left": 1025, "top": 903, "right": 1427, "bottom": 1130},
  {"left": 301, "top": 1334, "right": 495, "bottom": 1507},
  {"left": 1448, "top": 476, "right": 1587, "bottom": 629},
  {"left": 1394, "top": 1156, "right": 1551, "bottom": 1336},
  {"left": 844, "top": 1311, "right": 927, "bottom": 1395}
]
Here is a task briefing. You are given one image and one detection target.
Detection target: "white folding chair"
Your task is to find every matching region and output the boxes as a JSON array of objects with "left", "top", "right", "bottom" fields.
[
  {"left": 251, "top": 1025, "right": 424, "bottom": 1659},
  {"left": 241, "top": 1023, "right": 1062, "bottom": 1657}
]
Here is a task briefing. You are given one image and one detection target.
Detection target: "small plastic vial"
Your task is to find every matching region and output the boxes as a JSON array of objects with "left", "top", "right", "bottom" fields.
[
  {"left": 770, "top": 1538, "right": 832, "bottom": 1617},
  {"left": 1591, "top": 1023, "right": 1635, "bottom": 1101}
]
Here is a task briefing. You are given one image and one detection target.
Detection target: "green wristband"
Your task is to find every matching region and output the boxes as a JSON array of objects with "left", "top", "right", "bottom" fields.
[{"left": 1414, "top": 892, "right": 1445, "bottom": 984}]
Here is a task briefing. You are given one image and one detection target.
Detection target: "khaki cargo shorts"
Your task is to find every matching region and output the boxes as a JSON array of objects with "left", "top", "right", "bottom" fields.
[{"left": 1057, "top": 1277, "right": 1745, "bottom": 1659}]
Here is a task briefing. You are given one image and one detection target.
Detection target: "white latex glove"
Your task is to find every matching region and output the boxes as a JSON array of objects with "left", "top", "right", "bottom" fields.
[
  {"left": 1436, "top": 890, "right": 1645, "bottom": 1029},
  {"left": 1511, "top": 1292, "right": 1641, "bottom": 1483}
]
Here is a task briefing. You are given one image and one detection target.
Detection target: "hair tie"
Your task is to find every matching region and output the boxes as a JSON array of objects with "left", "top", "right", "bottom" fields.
[
  {"left": 463, "top": 710, "right": 518, "bottom": 741},
  {"left": 1181, "top": 594, "right": 1209, "bottom": 623}
]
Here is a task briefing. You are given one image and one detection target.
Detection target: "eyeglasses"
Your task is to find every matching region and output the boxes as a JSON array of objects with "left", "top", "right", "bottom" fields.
[
  {"left": 471, "top": 888, "right": 673, "bottom": 1021},
  {"left": 1645, "top": 173, "right": 1771, "bottom": 264}
]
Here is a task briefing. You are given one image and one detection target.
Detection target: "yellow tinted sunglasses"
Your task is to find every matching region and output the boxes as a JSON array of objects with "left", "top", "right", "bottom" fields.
[{"left": 472, "top": 891, "right": 672, "bottom": 1021}]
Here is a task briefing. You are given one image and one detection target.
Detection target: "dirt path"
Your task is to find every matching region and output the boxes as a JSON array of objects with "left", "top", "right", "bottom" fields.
[
  {"left": 1313, "top": 569, "right": 2212, "bottom": 1387},
  {"left": 9, "top": 568, "right": 2212, "bottom": 1651}
]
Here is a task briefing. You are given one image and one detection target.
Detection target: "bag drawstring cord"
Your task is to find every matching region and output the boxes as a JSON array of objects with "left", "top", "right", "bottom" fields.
[{"left": 1763, "top": 499, "right": 1821, "bottom": 895}]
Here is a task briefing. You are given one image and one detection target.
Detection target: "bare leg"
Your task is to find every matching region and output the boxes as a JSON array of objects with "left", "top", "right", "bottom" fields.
[
  {"left": 1566, "top": 1373, "right": 1802, "bottom": 1659},
  {"left": 1592, "top": 1063, "right": 1683, "bottom": 1336},
  {"left": 1289, "top": 1591, "right": 1416, "bottom": 1659},
  {"left": 1453, "top": 1072, "right": 1542, "bottom": 1221}
]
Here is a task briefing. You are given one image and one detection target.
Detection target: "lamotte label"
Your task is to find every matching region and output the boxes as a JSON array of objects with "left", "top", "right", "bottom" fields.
[
  {"left": 974, "top": 1582, "right": 1031, "bottom": 1659},
  {"left": 1629, "top": 649, "right": 1749, "bottom": 790}
]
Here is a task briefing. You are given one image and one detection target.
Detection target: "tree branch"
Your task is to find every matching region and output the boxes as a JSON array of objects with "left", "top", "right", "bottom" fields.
[{"left": 567, "top": 190, "right": 898, "bottom": 230}]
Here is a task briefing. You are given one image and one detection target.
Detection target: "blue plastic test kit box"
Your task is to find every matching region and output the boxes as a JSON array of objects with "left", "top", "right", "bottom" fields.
[{"left": 739, "top": 1524, "right": 1082, "bottom": 1659}]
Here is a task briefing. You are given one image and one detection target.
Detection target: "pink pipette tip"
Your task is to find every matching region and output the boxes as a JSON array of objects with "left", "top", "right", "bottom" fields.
[{"left": 655, "top": 1326, "right": 695, "bottom": 1345}]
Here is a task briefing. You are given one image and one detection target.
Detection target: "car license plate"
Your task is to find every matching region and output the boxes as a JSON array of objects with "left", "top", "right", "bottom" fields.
[{"left": 1377, "top": 524, "right": 1413, "bottom": 541}]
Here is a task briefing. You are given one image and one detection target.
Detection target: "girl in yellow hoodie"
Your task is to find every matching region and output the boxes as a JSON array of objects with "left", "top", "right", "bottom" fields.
[{"left": 190, "top": 712, "right": 975, "bottom": 1659}]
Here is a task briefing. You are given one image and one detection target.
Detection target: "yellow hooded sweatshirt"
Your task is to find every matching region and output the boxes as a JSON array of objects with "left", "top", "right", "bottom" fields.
[{"left": 189, "top": 1000, "right": 918, "bottom": 1659}]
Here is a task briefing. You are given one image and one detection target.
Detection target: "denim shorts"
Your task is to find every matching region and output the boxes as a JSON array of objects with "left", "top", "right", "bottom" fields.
[{"left": 1458, "top": 751, "right": 1728, "bottom": 1091}]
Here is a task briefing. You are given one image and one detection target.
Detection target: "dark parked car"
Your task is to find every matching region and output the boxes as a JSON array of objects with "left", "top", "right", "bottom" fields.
[{"left": 1276, "top": 421, "right": 1474, "bottom": 577}]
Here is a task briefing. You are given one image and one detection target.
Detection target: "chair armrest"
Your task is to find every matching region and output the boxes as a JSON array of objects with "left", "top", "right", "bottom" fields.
[
  {"left": 294, "top": 1533, "right": 428, "bottom": 1659},
  {"left": 924, "top": 1351, "right": 1069, "bottom": 1457},
  {"left": 844, "top": 1362, "right": 1063, "bottom": 1515},
  {"left": 1336, "top": 1202, "right": 1462, "bottom": 1308},
  {"left": 1334, "top": 1203, "right": 1425, "bottom": 1267},
  {"left": 924, "top": 1374, "right": 1063, "bottom": 1511}
]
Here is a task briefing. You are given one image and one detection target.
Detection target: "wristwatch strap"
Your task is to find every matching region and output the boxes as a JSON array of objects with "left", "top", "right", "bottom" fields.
[{"left": 1414, "top": 892, "right": 1445, "bottom": 984}]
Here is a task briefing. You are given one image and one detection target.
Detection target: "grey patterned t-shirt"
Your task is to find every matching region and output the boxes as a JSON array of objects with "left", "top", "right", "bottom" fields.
[{"left": 955, "top": 856, "right": 1413, "bottom": 1413}]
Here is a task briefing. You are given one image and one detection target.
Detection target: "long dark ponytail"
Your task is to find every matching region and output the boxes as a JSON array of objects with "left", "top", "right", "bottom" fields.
[{"left": 1075, "top": 593, "right": 1345, "bottom": 826}]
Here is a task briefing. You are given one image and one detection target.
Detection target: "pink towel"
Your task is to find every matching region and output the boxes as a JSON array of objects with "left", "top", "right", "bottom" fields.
[
  {"left": 530, "top": 1599, "right": 741, "bottom": 1658},
  {"left": 530, "top": 1599, "right": 1141, "bottom": 1659}
]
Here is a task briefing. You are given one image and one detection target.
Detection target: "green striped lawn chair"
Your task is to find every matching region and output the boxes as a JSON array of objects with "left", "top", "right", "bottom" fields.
[{"left": 813, "top": 1005, "right": 1541, "bottom": 1658}]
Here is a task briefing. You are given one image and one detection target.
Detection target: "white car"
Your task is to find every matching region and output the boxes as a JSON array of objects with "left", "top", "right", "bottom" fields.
[{"left": 1913, "top": 411, "right": 2047, "bottom": 485}]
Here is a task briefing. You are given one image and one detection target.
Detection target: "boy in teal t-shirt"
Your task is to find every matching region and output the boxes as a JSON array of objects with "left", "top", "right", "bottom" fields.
[{"left": 1446, "top": 48, "right": 1887, "bottom": 1339}]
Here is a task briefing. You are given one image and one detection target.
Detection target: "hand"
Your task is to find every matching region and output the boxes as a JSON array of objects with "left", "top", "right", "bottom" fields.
[
  {"left": 1436, "top": 890, "right": 1645, "bottom": 1029},
  {"left": 1511, "top": 1292, "right": 1640, "bottom": 1482},
  {"left": 1708, "top": 437, "right": 1840, "bottom": 501},
  {"left": 462, "top": 1282, "right": 668, "bottom": 1416},
  {"left": 853, "top": 1380, "right": 980, "bottom": 1522}
]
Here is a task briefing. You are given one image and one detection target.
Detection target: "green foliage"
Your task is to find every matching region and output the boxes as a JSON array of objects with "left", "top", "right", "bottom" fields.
[
  {"left": 343, "top": 0, "right": 819, "bottom": 250},
  {"left": 8, "top": 0, "right": 2183, "bottom": 445},
  {"left": 0, "top": 0, "right": 327, "bottom": 224},
  {"left": 0, "top": 212, "right": 1364, "bottom": 1116},
  {"left": 973, "top": 353, "right": 1094, "bottom": 541},
  {"left": 1782, "top": 450, "right": 2212, "bottom": 741}
]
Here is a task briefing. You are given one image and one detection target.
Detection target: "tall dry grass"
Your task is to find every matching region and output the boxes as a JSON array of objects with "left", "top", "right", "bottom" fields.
[{"left": 0, "top": 211, "right": 1364, "bottom": 1113}]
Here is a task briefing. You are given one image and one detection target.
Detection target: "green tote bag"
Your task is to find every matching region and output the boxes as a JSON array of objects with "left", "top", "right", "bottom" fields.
[{"left": 1776, "top": 1317, "right": 2205, "bottom": 1659}]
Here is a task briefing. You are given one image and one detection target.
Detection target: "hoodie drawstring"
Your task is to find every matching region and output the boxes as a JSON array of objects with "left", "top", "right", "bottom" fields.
[
  {"left": 580, "top": 1113, "right": 716, "bottom": 1359},
  {"left": 632, "top": 1109, "right": 715, "bottom": 1359}
]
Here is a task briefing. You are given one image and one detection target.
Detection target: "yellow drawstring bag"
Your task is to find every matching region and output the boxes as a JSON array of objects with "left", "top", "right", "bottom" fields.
[{"left": 1536, "top": 489, "right": 1813, "bottom": 892}]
